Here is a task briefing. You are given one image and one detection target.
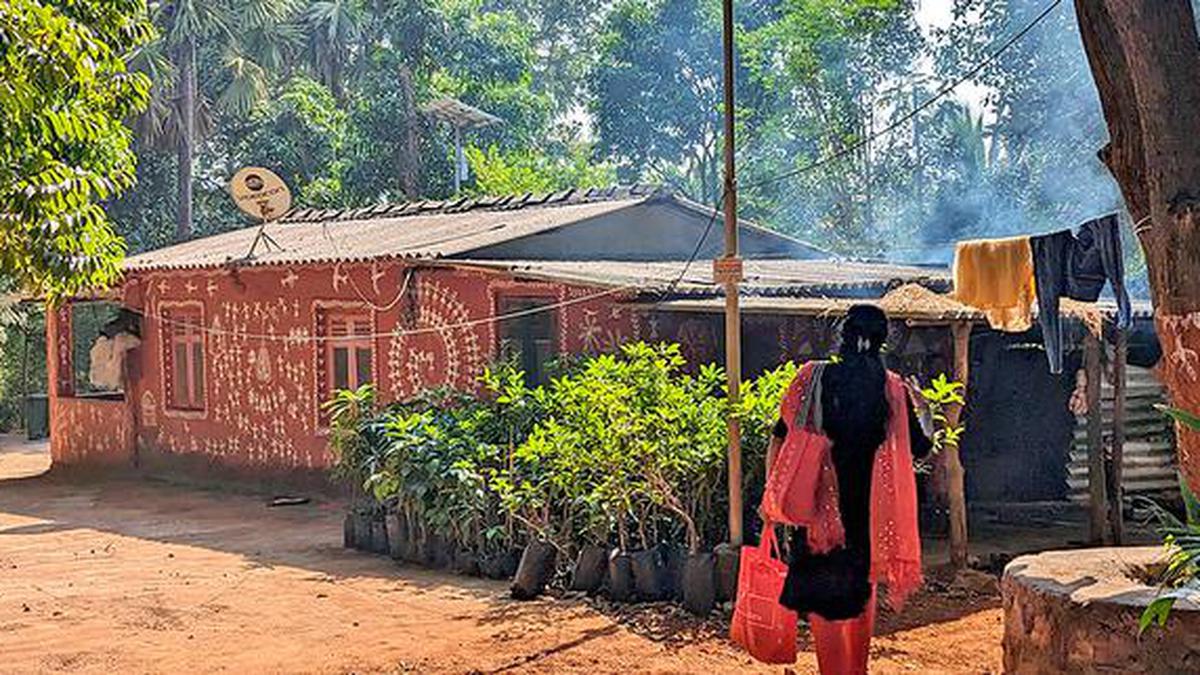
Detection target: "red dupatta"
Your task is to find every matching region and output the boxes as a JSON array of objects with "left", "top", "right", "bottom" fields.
[{"left": 770, "top": 362, "right": 923, "bottom": 610}]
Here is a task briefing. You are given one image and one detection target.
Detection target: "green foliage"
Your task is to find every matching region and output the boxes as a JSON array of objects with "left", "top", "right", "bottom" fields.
[
  {"left": 733, "top": 360, "right": 799, "bottom": 506},
  {"left": 328, "top": 344, "right": 799, "bottom": 556},
  {"left": 358, "top": 365, "right": 543, "bottom": 556},
  {"left": 1159, "top": 405, "right": 1200, "bottom": 436},
  {"left": 921, "top": 373, "right": 966, "bottom": 450},
  {"left": 0, "top": 0, "right": 153, "bottom": 297},
  {"left": 225, "top": 76, "right": 352, "bottom": 207},
  {"left": 0, "top": 303, "right": 45, "bottom": 431},
  {"left": 591, "top": 0, "right": 723, "bottom": 201},
  {"left": 323, "top": 382, "right": 378, "bottom": 486},
  {"left": 1137, "top": 406, "right": 1200, "bottom": 634},
  {"left": 465, "top": 144, "right": 615, "bottom": 197},
  {"left": 500, "top": 343, "right": 728, "bottom": 552}
]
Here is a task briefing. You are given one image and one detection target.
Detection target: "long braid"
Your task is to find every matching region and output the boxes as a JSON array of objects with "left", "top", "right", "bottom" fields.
[{"left": 822, "top": 305, "right": 890, "bottom": 450}]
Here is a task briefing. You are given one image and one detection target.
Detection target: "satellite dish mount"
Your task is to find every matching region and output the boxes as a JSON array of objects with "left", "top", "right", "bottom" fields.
[{"left": 421, "top": 98, "right": 504, "bottom": 193}]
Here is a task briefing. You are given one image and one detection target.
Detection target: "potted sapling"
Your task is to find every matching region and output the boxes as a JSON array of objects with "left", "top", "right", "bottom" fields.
[{"left": 493, "top": 426, "right": 562, "bottom": 600}]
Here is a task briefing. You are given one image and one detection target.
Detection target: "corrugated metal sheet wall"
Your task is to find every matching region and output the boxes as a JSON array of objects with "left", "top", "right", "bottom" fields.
[{"left": 1068, "top": 366, "right": 1178, "bottom": 501}]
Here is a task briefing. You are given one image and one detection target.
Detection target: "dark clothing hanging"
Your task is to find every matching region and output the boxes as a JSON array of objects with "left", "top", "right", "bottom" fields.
[
  {"left": 1031, "top": 213, "right": 1132, "bottom": 374},
  {"left": 772, "top": 364, "right": 932, "bottom": 620}
]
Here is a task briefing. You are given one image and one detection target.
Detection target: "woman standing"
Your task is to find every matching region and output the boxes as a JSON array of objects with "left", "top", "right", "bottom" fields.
[{"left": 765, "top": 305, "right": 932, "bottom": 674}]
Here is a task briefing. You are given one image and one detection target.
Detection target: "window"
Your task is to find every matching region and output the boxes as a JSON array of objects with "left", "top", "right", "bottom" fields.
[
  {"left": 72, "top": 301, "right": 133, "bottom": 396},
  {"left": 319, "top": 311, "right": 373, "bottom": 399},
  {"left": 163, "top": 307, "right": 205, "bottom": 411},
  {"left": 497, "top": 297, "right": 557, "bottom": 385}
]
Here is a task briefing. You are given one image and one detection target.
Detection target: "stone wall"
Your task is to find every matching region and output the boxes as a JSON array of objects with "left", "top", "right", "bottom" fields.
[{"left": 1003, "top": 548, "right": 1200, "bottom": 673}]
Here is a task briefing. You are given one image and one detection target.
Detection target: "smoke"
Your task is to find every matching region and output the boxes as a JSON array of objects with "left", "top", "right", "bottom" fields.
[
  {"left": 743, "top": 0, "right": 1146, "bottom": 293},
  {"left": 896, "top": 0, "right": 1129, "bottom": 271}
]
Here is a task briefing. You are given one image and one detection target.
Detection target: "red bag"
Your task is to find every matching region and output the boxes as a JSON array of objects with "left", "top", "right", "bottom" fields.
[
  {"left": 730, "top": 524, "right": 797, "bottom": 665},
  {"left": 761, "top": 363, "right": 845, "bottom": 551}
]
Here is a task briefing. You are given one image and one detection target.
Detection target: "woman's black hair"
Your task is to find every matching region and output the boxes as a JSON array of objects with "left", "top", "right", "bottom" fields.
[
  {"left": 837, "top": 304, "right": 888, "bottom": 357},
  {"left": 821, "top": 304, "right": 890, "bottom": 450}
]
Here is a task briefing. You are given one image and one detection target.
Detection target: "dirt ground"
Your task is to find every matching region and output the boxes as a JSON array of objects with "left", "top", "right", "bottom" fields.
[{"left": 0, "top": 438, "right": 1003, "bottom": 674}]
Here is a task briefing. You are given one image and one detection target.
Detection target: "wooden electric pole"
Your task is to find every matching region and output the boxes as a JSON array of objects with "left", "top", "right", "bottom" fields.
[{"left": 720, "top": 0, "right": 744, "bottom": 547}]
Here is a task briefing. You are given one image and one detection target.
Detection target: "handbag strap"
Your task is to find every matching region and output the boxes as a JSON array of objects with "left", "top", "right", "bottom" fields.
[
  {"left": 759, "top": 522, "right": 783, "bottom": 560},
  {"left": 794, "top": 361, "right": 826, "bottom": 433}
]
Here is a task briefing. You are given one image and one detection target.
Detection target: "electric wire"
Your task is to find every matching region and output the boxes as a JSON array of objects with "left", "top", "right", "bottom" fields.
[
  {"left": 656, "top": 190, "right": 726, "bottom": 302},
  {"left": 740, "top": 0, "right": 1064, "bottom": 193},
  {"left": 133, "top": 280, "right": 646, "bottom": 343}
]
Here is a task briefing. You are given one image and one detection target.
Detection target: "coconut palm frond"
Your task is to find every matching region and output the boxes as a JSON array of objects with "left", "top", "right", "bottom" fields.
[
  {"left": 303, "top": 0, "right": 361, "bottom": 96},
  {"left": 217, "top": 49, "right": 270, "bottom": 116},
  {"left": 240, "top": 0, "right": 304, "bottom": 28},
  {"left": 241, "top": 18, "right": 305, "bottom": 74},
  {"left": 166, "top": 0, "right": 230, "bottom": 46}
]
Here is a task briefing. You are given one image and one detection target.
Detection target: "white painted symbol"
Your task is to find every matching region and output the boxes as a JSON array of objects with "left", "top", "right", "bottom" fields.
[
  {"left": 332, "top": 267, "right": 349, "bottom": 291},
  {"left": 371, "top": 263, "right": 386, "bottom": 295}
]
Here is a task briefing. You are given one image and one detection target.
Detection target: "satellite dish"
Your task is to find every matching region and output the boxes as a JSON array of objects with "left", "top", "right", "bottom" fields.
[
  {"left": 229, "top": 167, "right": 291, "bottom": 222},
  {"left": 229, "top": 167, "right": 291, "bottom": 259}
]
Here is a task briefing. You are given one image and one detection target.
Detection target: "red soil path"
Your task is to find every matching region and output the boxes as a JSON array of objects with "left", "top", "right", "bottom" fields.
[{"left": 0, "top": 439, "right": 1001, "bottom": 674}]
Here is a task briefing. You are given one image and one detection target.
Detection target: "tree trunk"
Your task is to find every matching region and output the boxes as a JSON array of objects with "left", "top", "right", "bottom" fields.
[
  {"left": 397, "top": 64, "right": 421, "bottom": 199},
  {"left": 1075, "top": 0, "right": 1200, "bottom": 495},
  {"left": 175, "top": 35, "right": 196, "bottom": 241}
]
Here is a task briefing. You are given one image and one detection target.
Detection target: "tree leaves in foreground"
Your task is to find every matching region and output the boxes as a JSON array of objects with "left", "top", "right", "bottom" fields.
[
  {"left": 1138, "top": 406, "right": 1200, "bottom": 634},
  {"left": 0, "top": 0, "right": 153, "bottom": 298}
]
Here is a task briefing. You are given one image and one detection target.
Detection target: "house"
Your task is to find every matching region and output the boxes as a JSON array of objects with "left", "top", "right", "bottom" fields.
[
  {"left": 47, "top": 183, "right": 1171, "bottom": 536},
  {"left": 48, "top": 186, "right": 942, "bottom": 485}
]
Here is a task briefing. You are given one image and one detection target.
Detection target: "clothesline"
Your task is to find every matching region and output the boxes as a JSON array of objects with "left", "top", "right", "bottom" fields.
[
  {"left": 953, "top": 213, "right": 1132, "bottom": 374},
  {"left": 130, "top": 282, "right": 640, "bottom": 343}
]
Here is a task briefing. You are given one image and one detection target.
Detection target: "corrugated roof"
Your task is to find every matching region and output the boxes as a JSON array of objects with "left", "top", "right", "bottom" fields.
[
  {"left": 125, "top": 186, "right": 668, "bottom": 271},
  {"left": 125, "top": 185, "right": 823, "bottom": 271},
  {"left": 643, "top": 284, "right": 1155, "bottom": 323},
  {"left": 455, "top": 259, "right": 950, "bottom": 296}
]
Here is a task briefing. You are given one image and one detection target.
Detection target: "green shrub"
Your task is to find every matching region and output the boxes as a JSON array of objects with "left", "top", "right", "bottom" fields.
[
  {"left": 328, "top": 345, "right": 804, "bottom": 557},
  {"left": 1138, "top": 406, "right": 1200, "bottom": 633}
]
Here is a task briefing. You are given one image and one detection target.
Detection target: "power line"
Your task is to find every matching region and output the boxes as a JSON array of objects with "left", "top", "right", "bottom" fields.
[
  {"left": 320, "top": 221, "right": 413, "bottom": 312},
  {"left": 137, "top": 281, "right": 642, "bottom": 343},
  {"left": 740, "top": 0, "right": 1064, "bottom": 192},
  {"left": 657, "top": 190, "right": 727, "bottom": 301}
]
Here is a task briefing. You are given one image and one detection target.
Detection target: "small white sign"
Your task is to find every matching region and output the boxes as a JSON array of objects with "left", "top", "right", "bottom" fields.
[{"left": 713, "top": 257, "right": 744, "bottom": 285}]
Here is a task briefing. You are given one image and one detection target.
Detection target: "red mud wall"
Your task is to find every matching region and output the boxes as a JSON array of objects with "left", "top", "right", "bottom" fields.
[
  {"left": 50, "top": 398, "right": 136, "bottom": 466},
  {"left": 48, "top": 307, "right": 137, "bottom": 467},
  {"left": 97, "top": 262, "right": 636, "bottom": 479}
]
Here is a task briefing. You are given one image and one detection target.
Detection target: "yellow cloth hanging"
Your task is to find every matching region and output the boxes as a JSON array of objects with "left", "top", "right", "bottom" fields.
[{"left": 953, "top": 236, "right": 1036, "bottom": 332}]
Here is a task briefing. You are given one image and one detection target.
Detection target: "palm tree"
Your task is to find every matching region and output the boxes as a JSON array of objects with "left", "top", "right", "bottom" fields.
[
  {"left": 132, "top": 0, "right": 300, "bottom": 240},
  {"left": 304, "top": 0, "right": 361, "bottom": 101}
]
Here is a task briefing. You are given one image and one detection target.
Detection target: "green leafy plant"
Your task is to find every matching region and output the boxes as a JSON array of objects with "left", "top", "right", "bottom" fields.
[
  {"left": 323, "top": 383, "right": 378, "bottom": 486},
  {"left": 327, "top": 344, "right": 792, "bottom": 566},
  {"left": 2, "top": 0, "right": 154, "bottom": 297},
  {"left": 1138, "top": 406, "right": 1200, "bottom": 633},
  {"left": 915, "top": 373, "right": 966, "bottom": 472},
  {"left": 732, "top": 360, "right": 799, "bottom": 526}
]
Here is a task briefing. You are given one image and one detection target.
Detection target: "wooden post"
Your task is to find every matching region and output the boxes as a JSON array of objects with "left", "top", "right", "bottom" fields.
[
  {"left": 720, "top": 0, "right": 743, "bottom": 547},
  {"left": 1109, "top": 329, "right": 1128, "bottom": 544},
  {"left": 1085, "top": 333, "right": 1110, "bottom": 544},
  {"left": 947, "top": 321, "right": 971, "bottom": 568}
]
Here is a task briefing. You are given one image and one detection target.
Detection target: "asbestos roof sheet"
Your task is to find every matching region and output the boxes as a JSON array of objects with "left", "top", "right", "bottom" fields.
[
  {"left": 643, "top": 286, "right": 1155, "bottom": 323},
  {"left": 125, "top": 188, "right": 660, "bottom": 271},
  {"left": 456, "top": 259, "right": 951, "bottom": 296}
]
